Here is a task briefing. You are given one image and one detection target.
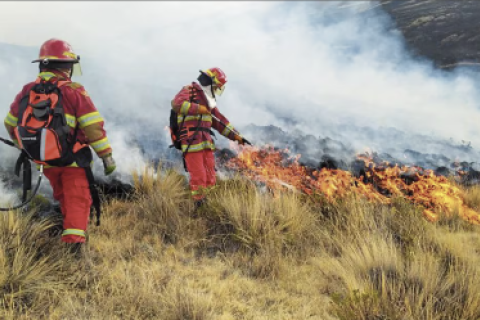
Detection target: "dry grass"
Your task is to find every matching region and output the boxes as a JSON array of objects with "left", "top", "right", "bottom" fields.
[
  {"left": 0, "top": 210, "right": 78, "bottom": 319},
  {"left": 464, "top": 185, "right": 480, "bottom": 210},
  {"left": 2, "top": 166, "right": 480, "bottom": 319}
]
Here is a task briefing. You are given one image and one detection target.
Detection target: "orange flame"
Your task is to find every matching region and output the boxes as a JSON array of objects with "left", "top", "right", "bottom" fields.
[{"left": 226, "top": 147, "right": 480, "bottom": 224}]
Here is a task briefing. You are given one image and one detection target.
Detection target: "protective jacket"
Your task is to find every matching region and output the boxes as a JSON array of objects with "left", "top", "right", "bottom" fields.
[
  {"left": 4, "top": 69, "right": 111, "bottom": 243},
  {"left": 171, "top": 82, "right": 238, "bottom": 153},
  {"left": 4, "top": 70, "right": 112, "bottom": 166}
]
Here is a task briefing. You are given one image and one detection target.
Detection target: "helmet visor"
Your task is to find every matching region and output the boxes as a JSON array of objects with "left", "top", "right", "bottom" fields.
[
  {"left": 72, "top": 62, "right": 82, "bottom": 77},
  {"left": 214, "top": 85, "right": 226, "bottom": 97}
]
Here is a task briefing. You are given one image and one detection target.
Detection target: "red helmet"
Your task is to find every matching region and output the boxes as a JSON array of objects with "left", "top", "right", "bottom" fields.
[
  {"left": 32, "top": 39, "right": 80, "bottom": 64},
  {"left": 200, "top": 67, "right": 227, "bottom": 96}
]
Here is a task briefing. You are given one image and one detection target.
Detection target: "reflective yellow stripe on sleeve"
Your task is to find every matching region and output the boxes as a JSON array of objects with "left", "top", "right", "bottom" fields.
[
  {"left": 221, "top": 123, "right": 235, "bottom": 137},
  {"left": 65, "top": 114, "right": 76, "bottom": 128},
  {"left": 4, "top": 112, "right": 18, "bottom": 127},
  {"left": 90, "top": 137, "right": 111, "bottom": 153},
  {"left": 78, "top": 111, "right": 104, "bottom": 129}
]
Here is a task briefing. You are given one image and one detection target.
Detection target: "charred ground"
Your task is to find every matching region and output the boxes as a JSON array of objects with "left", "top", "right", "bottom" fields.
[{"left": 381, "top": 0, "right": 480, "bottom": 69}]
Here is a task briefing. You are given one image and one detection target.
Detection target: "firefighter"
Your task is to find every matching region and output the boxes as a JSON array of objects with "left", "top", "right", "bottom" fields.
[
  {"left": 171, "top": 67, "right": 249, "bottom": 207},
  {"left": 3, "top": 39, "right": 116, "bottom": 254}
]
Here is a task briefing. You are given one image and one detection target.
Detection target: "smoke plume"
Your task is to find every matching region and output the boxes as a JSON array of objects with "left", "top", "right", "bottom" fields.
[{"left": 0, "top": 1, "right": 479, "bottom": 203}]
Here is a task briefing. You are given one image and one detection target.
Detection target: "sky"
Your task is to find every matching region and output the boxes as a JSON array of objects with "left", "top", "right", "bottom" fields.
[{"left": 0, "top": 1, "right": 479, "bottom": 202}]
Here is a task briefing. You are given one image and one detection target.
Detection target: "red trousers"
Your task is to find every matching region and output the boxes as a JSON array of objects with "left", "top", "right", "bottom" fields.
[
  {"left": 184, "top": 150, "right": 216, "bottom": 200},
  {"left": 44, "top": 167, "right": 92, "bottom": 243}
]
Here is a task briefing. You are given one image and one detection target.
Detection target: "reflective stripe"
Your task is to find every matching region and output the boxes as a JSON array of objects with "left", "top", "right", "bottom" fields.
[
  {"left": 65, "top": 114, "right": 76, "bottom": 128},
  {"left": 62, "top": 229, "right": 86, "bottom": 238},
  {"left": 40, "top": 129, "right": 46, "bottom": 161},
  {"left": 40, "top": 160, "right": 93, "bottom": 170},
  {"left": 221, "top": 123, "right": 234, "bottom": 137},
  {"left": 4, "top": 112, "right": 18, "bottom": 127},
  {"left": 78, "top": 112, "right": 104, "bottom": 128},
  {"left": 63, "top": 51, "right": 78, "bottom": 59},
  {"left": 180, "top": 101, "right": 191, "bottom": 114},
  {"left": 38, "top": 71, "right": 57, "bottom": 80},
  {"left": 205, "top": 69, "right": 215, "bottom": 77},
  {"left": 177, "top": 114, "right": 212, "bottom": 124},
  {"left": 90, "top": 137, "right": 111, "bottom": 153},
  {"left": 182, "top": 140, "right": 215, "bottom": 153},
  {"left": 39, "top": 56, "right": 59, "bottom": 61}
]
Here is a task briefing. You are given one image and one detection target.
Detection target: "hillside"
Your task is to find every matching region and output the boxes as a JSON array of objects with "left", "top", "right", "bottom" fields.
[{"left": 381, "top": 0, "right": 480, "bottom": 68}]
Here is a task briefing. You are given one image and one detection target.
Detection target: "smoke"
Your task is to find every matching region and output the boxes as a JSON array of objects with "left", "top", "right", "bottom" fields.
[{"left": 1, "top": 0, "right": 480, "bottom": 191}]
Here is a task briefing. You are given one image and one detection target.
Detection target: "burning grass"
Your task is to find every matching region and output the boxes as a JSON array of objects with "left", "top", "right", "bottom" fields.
[
  {"left": 226, "top": 145, "right": 480, "bottom": 224},
  {"left": 2, "top": 154, "right": 480, "bottom": 319}
]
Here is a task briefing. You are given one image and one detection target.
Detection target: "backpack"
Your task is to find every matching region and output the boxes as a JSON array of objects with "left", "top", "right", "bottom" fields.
[
  {"left": 169, "top": 85, "right": 196, "bottom": 150},
  {"left": 169, "top": 109, "right": 187, "bottom": 150},
  {"left": 14, "top": 77, "right": 77, "bottom": 167}
]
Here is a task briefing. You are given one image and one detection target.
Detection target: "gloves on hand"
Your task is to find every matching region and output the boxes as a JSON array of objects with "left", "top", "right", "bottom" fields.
[
  {"left": 102, "top": 154, "right": 116, "bottom": 176},
  {"left": 234, "top": 135, "right": 252, "bottom": 146},
  {"left": 197, "top": 105, "right": 211, "bottom": 115}
]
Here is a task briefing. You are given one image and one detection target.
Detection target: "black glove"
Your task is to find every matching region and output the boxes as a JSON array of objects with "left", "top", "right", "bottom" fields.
[{"left": 242, "top": 138, "right": 252, "bottom": 146}]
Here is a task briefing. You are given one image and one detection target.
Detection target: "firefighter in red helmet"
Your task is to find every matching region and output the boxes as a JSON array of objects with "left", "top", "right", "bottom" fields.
[
  {"left": 4, "top": 39, "right": 116, "bottom": 256},
  {"left": 171, "top": 67, "right": 250, "bottom": 208}
]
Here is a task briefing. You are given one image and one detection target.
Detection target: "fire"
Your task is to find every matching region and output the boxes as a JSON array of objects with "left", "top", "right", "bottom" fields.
[{"left": 226, "top": 146, "right": 480, "bottom": 225}]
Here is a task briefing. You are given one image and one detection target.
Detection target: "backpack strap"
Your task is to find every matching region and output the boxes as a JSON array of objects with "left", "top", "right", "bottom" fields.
[
  {"left": 16, "top": 95, "right": 30, "bottom": 125},
  {"left": 188, "top": 127, "right": 215, "bottom": 136}
]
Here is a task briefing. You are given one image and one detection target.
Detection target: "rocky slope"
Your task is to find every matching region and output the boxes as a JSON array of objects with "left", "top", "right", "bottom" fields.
[{"left": 381, "top": 0, "right": 480, "bottom": 68}]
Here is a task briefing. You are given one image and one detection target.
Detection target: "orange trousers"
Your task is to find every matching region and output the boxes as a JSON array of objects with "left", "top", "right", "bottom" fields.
[
  {"left": 44, "top": 167, "right": 92, "bottom": 243},
  {"left": 184, "top": 149, "right": 216, "bottom": 200}
]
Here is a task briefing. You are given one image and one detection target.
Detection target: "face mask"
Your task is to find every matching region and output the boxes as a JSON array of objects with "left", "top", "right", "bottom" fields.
[
  {"left": 214, "top": 85, "right": 225, "bottom": 97},
  {"left": 72, "top": 62, "right": 82, "bottom": 77}
]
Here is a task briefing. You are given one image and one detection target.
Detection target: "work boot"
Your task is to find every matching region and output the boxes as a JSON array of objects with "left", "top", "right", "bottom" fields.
[
  {"left": 192, "top": 198, "right": 207, "bottom": 218},
  {"left": 66, "top": 243, "right": 84, "bottom": 260},
  {"left": 195, "top": 198, "right": 207, "bottom": 209}
]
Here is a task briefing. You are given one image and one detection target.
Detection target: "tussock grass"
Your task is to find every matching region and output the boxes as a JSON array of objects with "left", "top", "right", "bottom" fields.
[
  {"left": 203, "top": 178, "right": 320, "bottom": 278},
  {"left": 2, "top": 166, "right": 480, "bottom": 319},
  {"left": 0, "top": 210, "right": 76, "bottom": 319},
  {"left": 131, "top": 165, "right": 191, "bottom": 243},
  {"left": 321, "top": 192, "right": 480, "bottom": 320},
  {"left": 464, "top": 185, "right": 480, "bottom": 210}
]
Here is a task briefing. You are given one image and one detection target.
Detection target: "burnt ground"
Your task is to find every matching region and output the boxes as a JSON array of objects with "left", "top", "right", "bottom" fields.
[{"left": 381, "top": 0, "right": 480, "bottom": 68}]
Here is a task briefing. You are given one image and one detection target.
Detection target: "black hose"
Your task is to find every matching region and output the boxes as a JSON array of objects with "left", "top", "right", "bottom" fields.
[
  {"left": 0, "top": 137, "right": 44, "bottom": 211},
  {"left": 0, "top": 137, "right": 16, "bottom": 148},
  {"left": 0, "top": 165, "right": 43, "bottom": 212}
]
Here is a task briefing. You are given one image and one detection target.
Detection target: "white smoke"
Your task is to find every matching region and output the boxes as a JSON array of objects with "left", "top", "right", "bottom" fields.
[{"left": 0, "top": 1, "right": 479, "bottom": 187}]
